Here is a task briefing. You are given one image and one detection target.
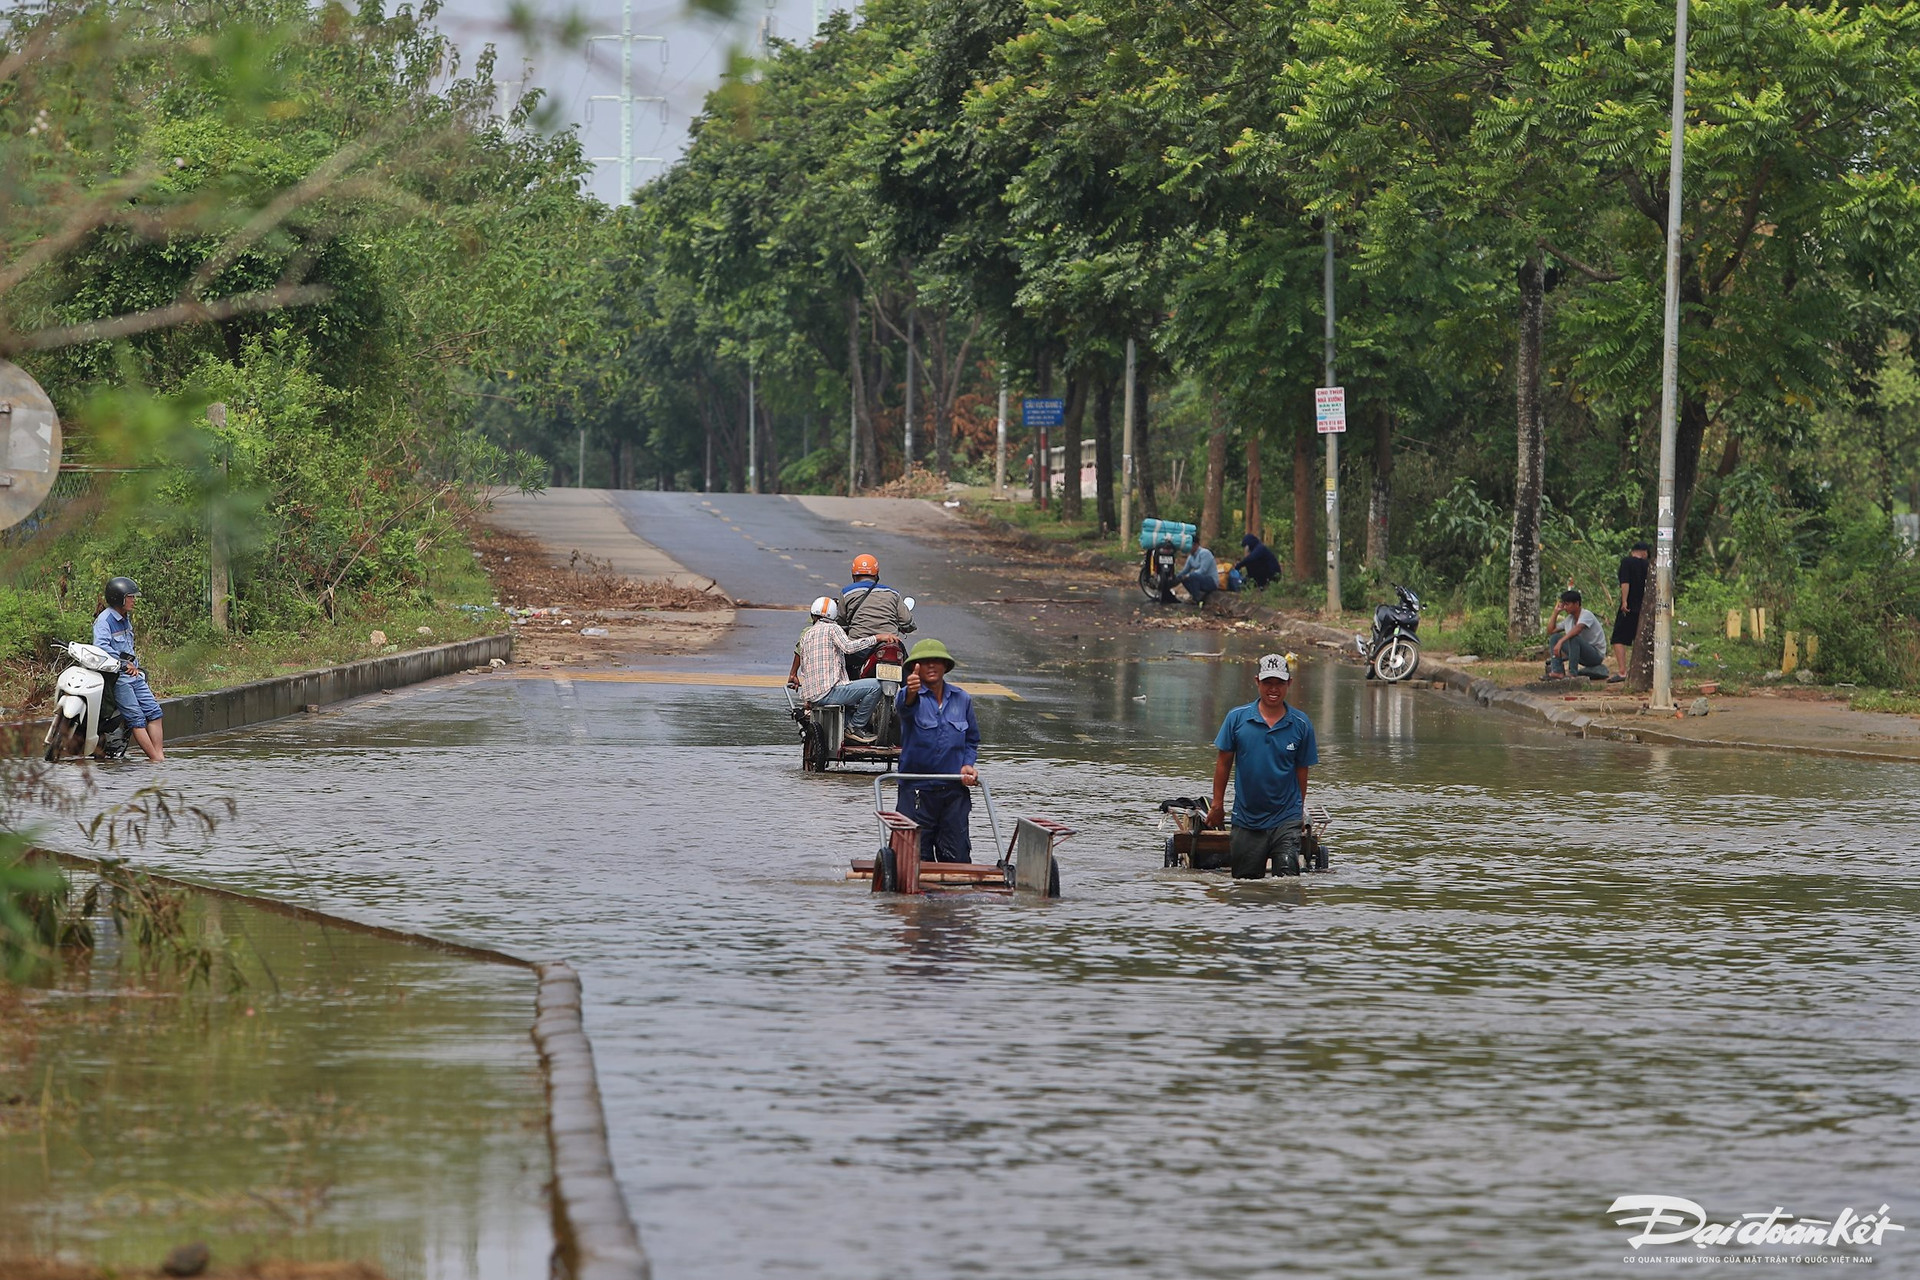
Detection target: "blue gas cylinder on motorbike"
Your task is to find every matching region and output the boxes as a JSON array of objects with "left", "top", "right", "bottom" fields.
[{"left": 1138, "top": 519, "right": 1197, "bottom": 551}]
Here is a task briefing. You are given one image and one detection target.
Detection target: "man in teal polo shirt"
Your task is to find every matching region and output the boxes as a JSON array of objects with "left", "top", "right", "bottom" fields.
[{"left": 1206, "top": 653, "right": 1318, "bottom": 877}]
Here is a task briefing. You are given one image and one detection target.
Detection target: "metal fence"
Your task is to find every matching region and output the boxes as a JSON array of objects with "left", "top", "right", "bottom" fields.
[{"left": 0, "top": 467, "right": 115, "bottom": 553}]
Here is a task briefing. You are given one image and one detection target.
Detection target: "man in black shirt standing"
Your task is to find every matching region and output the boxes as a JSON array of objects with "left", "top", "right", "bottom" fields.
[{"left": 1609, "top": 542, "right": 1652, "bottom": 683}]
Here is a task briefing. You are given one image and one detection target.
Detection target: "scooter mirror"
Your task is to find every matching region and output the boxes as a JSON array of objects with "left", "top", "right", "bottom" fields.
[{"left": 902, "top": 597, "right": 916, "bottom": 611}]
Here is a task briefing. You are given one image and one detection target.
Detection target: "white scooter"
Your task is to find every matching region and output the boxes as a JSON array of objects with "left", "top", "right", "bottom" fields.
[{"left": 42, "top": 642, "right": 131, "bottom": 762}]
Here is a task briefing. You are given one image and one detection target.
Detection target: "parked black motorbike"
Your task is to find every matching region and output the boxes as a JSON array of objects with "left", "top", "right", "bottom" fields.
[
  {"left": 1137, "top": 540, "right": 1181, "bottom": 603},
  {"left": 1356, "top": 584, "right": 1422, "bottom": 682}
]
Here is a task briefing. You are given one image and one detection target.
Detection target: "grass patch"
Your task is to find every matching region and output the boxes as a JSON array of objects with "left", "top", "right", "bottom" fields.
[
  {"left": 0, "top": 539, "right": 503, "bottom": 714},
  {"left": 1845, "top": 689, "right": 1920, "bottom": 715}
]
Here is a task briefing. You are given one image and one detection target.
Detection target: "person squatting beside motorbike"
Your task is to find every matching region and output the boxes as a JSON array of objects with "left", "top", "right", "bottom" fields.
[
  {"left": 838, "top": 554, "right": 915, "bottom": 680},
  {"left": 1179, "top": 540, "right": 1219, "bottom": 607},
  {"left": 895, "top": 639, "right": 979, "bottom": 863},
  {"left": 93, "top": 576, "right": 164, "bottom": 762},
  {"left": 787, "top": 597, "right": 901, "bottom": 742}
]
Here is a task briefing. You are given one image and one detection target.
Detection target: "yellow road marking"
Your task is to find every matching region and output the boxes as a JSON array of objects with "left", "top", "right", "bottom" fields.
[{"left": 506, "top": 670, "right": 1021, "bottom": 699}]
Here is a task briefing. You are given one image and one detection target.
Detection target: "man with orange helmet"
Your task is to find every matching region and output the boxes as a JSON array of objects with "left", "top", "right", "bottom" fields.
[
  {"left": 837, "top": 553, "right": 915, "bottom": 679},
  {"left": 786, "top": 595, "right": 901, "bottom": 741}
]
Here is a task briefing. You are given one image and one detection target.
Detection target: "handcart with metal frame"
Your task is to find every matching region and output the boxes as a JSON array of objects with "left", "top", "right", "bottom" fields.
[{"left": 849, "top": 772, "right": 1071, "bottom": 897}]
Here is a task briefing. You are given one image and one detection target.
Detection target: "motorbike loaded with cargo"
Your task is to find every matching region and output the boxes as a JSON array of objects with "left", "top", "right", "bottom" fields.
[{"left": 1137, "top": 519, "right": 1243, "bottom": 601}]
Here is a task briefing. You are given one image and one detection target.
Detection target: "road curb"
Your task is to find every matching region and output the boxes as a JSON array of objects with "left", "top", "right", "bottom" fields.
[
  {"left": 535, "top": 960, "right": 650, "bottom": 1280},
  {"left": 162, "top": 633, "right": 512, "bottom": 740}
]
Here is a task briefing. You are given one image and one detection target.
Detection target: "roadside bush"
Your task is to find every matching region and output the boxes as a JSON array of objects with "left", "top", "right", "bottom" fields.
[
  {"left": 0, "top": 588, "right": 94, "bottom": 663},
  {"left": 1446, "top": 607, "right": 1529, "bottom": 659}
]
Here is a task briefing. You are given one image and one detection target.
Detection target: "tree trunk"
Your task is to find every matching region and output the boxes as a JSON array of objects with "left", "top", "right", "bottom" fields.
[
  {"left": 1060, "top": 373, "right": 1088, "bottom": 520},
  {"left": 1031, "top": 351, "right": 1053, "bottom": 506},
  {"left": 1244, "top": 434, "right": 1262, "bottom": 543},
  {"left": 1292, "top": 416, "right": 1316, "bottom": 581},
  {"left": 1507, "top": 254, "right": 1547, "bottom": 642},
  {"left": 1093, "top": 370, "right": 1116, "bottom": 532},
  {"left": 1200, "top": 401, "right": 1228, "bottom": 550},
  {"left": 1367, "top": 402, "right": 1392, "bottom": 566},
  {"left": 848, "top": 293, "right": 877, "bottom": 490},
  {"left": 1136, "top": 361, "right": 1158, "bottom": 514}
]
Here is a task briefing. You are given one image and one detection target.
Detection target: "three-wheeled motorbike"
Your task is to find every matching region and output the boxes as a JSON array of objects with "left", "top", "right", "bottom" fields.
[{"left": 786, "top": 636, "right": 909, "bottom": 771}]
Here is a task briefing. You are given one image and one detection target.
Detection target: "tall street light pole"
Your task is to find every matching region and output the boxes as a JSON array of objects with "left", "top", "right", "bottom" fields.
[
  {"left": 1650, "top": 0, "right": 1690, "bottom": 712},
  {"left": 1323, "top": 224, "right": 1341, "bottom": 618},
  {"left": 1121, "top": 336, "right": 1137, "bottom": 541}
]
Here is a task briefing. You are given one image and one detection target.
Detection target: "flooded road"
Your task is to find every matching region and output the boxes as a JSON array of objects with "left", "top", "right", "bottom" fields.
[{"left": 57, "top": 495, "right": 1920, "bottom": 1276}]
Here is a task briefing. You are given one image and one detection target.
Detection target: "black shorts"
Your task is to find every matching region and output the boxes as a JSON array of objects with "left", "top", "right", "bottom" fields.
[{"left": 1610, "top": 609, "right": 1641, "bottom": 647}]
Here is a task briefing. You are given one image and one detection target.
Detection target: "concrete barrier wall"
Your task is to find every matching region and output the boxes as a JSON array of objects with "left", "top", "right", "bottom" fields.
[{"left": 162, "top": 633, "right": 512, "bottom": 740}]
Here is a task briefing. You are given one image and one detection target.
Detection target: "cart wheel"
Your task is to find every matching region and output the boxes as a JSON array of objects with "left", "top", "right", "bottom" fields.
[
  {"left": 874, "top": 845, "right": 897, "bottom": 892},
  {"left": 802, "top": 720, "right": 826, "bottom": 772},
  {"left": 1047, "top": 859, "right": 1061, "bottom": 899},
  {"left": 1278, "top": 850, "right": 1301, "bottom": 876},
  {"left": 1314, "top": 842, "right": 1329, "bottom": 872},
  {"left": 1163, "top": 835, "right": 1179, "bottom": 868},
  {"left": 1301, "top": 829, "right": 1319, "bottom": 872}
]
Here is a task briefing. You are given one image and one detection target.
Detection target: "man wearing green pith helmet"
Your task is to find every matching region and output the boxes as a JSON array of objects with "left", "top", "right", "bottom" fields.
[{"left": 894, "top": 638, "right": 980, "bottom": 863}]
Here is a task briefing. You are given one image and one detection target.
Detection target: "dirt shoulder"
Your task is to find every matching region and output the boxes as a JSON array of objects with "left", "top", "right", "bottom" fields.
[
  {"left": 947, "top": 501, "right": 1920, "bottom": 761},
  {"left": 467, "top": 521, "right": 732, "bottom": 669}
]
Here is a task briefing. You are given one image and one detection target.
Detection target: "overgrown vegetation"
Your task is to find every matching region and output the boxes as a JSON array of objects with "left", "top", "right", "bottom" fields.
[
  {"left": 2, "top": 0, "right": 608, "bottom": 693},
  {"left": 473, "top": 0, "right": 1920, "bottom": 698}
]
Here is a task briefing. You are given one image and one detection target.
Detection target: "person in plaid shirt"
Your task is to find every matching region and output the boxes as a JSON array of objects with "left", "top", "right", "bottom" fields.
[{"left": 786, "top": 596, "right": 900, "bottom": 741}]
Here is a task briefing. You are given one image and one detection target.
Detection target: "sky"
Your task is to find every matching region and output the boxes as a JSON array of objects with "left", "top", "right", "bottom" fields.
[{"left": 431, "top": 0, "right": 849, "bottom": 206}]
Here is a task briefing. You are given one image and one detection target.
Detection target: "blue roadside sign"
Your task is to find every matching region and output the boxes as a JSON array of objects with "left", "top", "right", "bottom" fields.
[{"left": 1022, "top": 398, "right": 1065, "bottom": 427}]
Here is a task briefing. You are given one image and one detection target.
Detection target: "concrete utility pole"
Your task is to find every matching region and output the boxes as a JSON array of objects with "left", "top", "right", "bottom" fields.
[
  {"left": 1650, "top": 0, "right": 1691, "bottom": 713},
  {"left": 994, "top": 378, "right": 1008, "bottom": 496},
  {"left": 1323, "top": 224, "right": 1342, "bottom": 617},
  {"left": 1121, "top": 336, "right": 1137, "bottom": 538},
  {"left": 847, "top": 385, "right": 857, "bottom": 496},
  {"left": 208, "top": 403, "right": 230, "bottom": 632},
  {"left": 747, "top": 361, "right": 758, "bottom": 495},
  {"left": 903, "top": 309, "right": 917, "bottom": 468},
  {"left": 587, "top": 1, "right": 667, "bottom": 202}
]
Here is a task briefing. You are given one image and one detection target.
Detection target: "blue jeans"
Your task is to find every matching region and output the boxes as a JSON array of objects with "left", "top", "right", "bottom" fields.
[
  {"left": 1180, "top": 570, "right": 1216, "bottom": 603},
  {"left": 897, "top": 781, "right": 973, "bottom": 863},
  {"left": 114, "top": 671, "right": 163, "bottom": 729},
  {"left": 818, "top": 678, "right": 882, "bottom": 734},
  {"left": 1548, "top": 636, "right": 1609, "bottom": 679}
]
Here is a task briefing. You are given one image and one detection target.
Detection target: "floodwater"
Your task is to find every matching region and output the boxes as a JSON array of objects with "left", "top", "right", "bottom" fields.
[
  {"left": 0, "top": 886, "right": 549, "bottom": 1278},
  {"left": 64, "top": 630, "right": 1920, "bottom": 1278}
]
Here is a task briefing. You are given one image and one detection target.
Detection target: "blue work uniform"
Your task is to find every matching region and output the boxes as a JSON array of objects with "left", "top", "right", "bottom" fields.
[
  {"left": 894, "top": 681, "right": 980, "bottom": 862},
  {"left": 93, "top": 606, "right": 162, "bottom": 729},
  {"left": 1214, "top": 701, "right": 1318, "bottom": 828}
]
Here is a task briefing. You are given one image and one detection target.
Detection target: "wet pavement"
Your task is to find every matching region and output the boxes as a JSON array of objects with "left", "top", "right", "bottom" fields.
[{"left": 47, "top": 494, "right": 1920, "bottom": 1277}]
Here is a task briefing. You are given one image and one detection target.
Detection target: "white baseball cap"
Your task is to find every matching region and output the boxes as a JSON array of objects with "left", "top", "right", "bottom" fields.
[{"left": 1257, "top": 653, "right": 1292, "bottom": 682}]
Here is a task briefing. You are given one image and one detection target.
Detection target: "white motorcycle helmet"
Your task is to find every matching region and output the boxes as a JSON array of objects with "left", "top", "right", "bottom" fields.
[{"left": 809, "top": 596, "right": 838, "bottom": 621}]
